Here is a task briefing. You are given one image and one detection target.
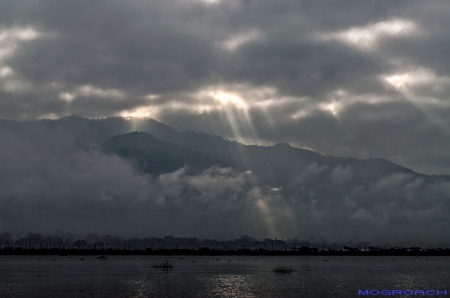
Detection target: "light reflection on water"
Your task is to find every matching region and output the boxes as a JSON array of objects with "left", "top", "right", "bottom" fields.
[
  {"left": 208, "top": 275, "right": 257, "bottom": 298},
  {"left": 0, "top": 256, "right": 450, "bottom": 297}
]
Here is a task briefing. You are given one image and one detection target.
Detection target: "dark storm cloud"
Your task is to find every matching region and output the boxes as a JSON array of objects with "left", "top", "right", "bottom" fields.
[
  {"left": 0, "top": 0, "right": 424, "bottom": 103},
  {"left": 5, "top": 0, "right": 219, "bottom": 94},
  {"left": 0, "top": 0, "right": 450, "bottom": 175}
]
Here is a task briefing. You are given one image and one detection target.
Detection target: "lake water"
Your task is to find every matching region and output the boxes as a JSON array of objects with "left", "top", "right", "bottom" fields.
[{"left": 0, "top": 255, "right": 449, "bottom": 297}]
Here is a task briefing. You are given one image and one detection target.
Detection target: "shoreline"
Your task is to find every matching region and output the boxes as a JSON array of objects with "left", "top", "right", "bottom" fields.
[{"left": 1, "top": 248, "right": 450, "bottom": 257}]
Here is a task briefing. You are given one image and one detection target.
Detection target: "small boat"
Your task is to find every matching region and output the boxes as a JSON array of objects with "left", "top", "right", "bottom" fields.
[
  {"left": 95, "top": 255, "right": 108, "bottom": 260},
  {"left": 151, "top": 260, "right": 173, "bottom": 269},
  {"left": 273, "top": 266, "right": 294, "bottom": 273}
]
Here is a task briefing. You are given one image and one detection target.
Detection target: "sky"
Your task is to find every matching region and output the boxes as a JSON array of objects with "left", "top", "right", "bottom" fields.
[{"left": 0, "top": 0, "right": 450, "bottom": 175}]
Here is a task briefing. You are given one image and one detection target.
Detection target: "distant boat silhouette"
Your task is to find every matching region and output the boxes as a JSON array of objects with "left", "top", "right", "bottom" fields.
[
  {"left": 151, "top": 260, "right": 173, "bottom": 269},
  {"left": 273, "top": 266, "right": 294, "bottom": 273}
]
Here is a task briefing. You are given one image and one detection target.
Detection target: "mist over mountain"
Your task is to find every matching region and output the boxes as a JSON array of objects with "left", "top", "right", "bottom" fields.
[
  {"left": 102, "top": 132, "right": 220, "bottom": 176},
  {"left": 0, "top": 116, "right": 449, "bottom": 244}
]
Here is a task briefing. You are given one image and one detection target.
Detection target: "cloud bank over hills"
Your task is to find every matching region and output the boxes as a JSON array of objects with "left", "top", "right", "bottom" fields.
[
  {"left": 1, "top": 1, "right": 450, "bottom": 176},
  {"left": 0, "top": 116, "right": 449, "bottom": 244}
]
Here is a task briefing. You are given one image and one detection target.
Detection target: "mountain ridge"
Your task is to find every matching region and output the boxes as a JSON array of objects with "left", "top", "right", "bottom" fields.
[{"left": 0, "top": 115, "right": 448, "bottom": 181}]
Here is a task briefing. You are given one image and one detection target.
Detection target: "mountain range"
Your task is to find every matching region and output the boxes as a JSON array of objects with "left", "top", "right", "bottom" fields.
[{"left": 3, "top": 115, "right": 447, "bottom": 181}]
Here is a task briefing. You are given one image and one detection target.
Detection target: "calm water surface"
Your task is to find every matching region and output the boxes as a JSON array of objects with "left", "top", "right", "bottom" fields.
[{"left": 1, "top": 255, "right": 449, "bottom": 297}]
